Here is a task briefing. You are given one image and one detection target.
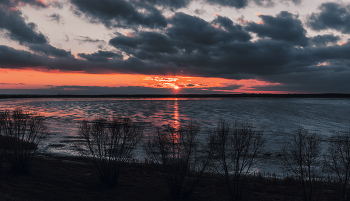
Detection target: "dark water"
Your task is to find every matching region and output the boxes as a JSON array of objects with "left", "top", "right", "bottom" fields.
[{"left": 1, "top": 97, "right": 349, "bottom": 174}]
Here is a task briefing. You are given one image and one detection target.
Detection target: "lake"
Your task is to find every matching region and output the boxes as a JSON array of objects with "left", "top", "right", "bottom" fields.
[{"left": 1, "top": 97, "right": 349, "bottom": 175}]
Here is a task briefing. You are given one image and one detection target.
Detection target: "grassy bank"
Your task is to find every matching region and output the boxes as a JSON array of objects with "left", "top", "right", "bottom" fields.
[{"left": 0, "top": 154, "right": 338, "bottom": 201}]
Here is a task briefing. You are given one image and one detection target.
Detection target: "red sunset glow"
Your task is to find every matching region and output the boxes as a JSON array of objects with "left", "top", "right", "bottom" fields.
[{"left": 0, "top": 68, "right": 284, "bottom": 93}]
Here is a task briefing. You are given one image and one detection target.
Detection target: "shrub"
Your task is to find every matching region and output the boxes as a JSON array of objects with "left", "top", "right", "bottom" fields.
[
  {"left": 323, "top": 130, "right": 350, "bottom": 201},
  {"left": 209, "top": 119, "right": 265, "bottom": 201},
  {"left": 0, "top": 137, "right": 3, "bottom": 167},
  {"left": 76, "top": 116, "right": 143, "bottom": 187},
  {"left": 283, "top": 176, "right": 298, "bottom": 186},
  {"left": 0, "top": 108, "right": 48, "bottom": 173},
  {"left": 144, "top": 122, "right": 213, "bottom": 199},
  {"left": 280, "top": 128, "right": 322, "bottom": 201}
]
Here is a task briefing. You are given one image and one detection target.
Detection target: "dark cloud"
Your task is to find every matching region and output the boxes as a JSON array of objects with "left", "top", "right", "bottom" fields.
[
  {"left": 309, "top": 34, "right": 340, "bottom": 46},
  {"left": 48, "top": 13, "right": 64, "bottom": 24},
  {"left": 245, "top": 11, "right": 308, "bottom": 46},
  {"left": 0, "top": 7, "right": 71, "bottom": 58},
  {"left": 0, "top": 7, "right": 74, "bottom": 58},
  {"left": 0, "top": 45, "right": 92, "bottom": 72},
  {"left": 76, "top": 36, "right": 105, "bottom": 44},
  {"left": 205, "top": 0, "right": 248, "bottom": 9},
  {"left": 211, "top": 15, "right": 252, "bottom": 41},
  {"left": 203, "top": 0, "right": 296, "bottom": 8},
  {"left": 107, "top": 12, "right": 308, "bottom": 77},
  {"left": 251, "top": 70, "right": 350, "bottom": 93},
  {"left": 307, "top": 41, "right": 350, "bottom": 61},
  {"left": 2, "top": 32, "right": 350, "bottom": 93},
  {"left": 0, "top": 0, "right": 12, "bottom": 6},
  {"left": 108, "top": 13, "right": 252, "bottom": 73},
  {"left": 205, "top": 84, "right": 242, "bottom": 91},
  {"left": 0, "top": 83, "right": 25, "bottom": 85},
  {"left": 251, "top": 42, "right": 350, "bottom": 93},
  {"left": 0, "top": 85, "right": 243, "bottom": 95},
  {"left": 0, "top": 7, "right": 74, "bottom": 61},
  {"left": 107, "top": 11, "right": 350, "bottom": 86},
  {"left": 110, "top": 32, "right": 178, "bottom": 57},
  {"left": 28, "top": 44, "right": 72, "bottom": 58},
  {"left": 0, "top": 8, "right": 47, "bottom": 44},
  {"left": 281, "top": 0, "right": 301, "bottom": 6},
  {"left": 16, "top": 0, "right": 47, "bottom": 7},
  {"left": 141, "top": 0, "right": 191, "bottom": 10},
  {"left": 194, "top": 9, "right": 206, "bottom": 15},
  {"left": 0, "top": 0, "right": 48, "bottom": 8},
  {"left": 0, "top": 0, "right": 65, "bottom": 9},
  {"left": 291, "top": 0, "right": 301, "bottom": 5},
  {"left": 70, "top": 0, "right": 167, "bottom": 28},
  {"left": 0, "top": 45, "right": 48, "bottom": 68},
  {"left": 167, "top": 13, "right": 251, "bottom": 47},
  {"left": 308, "top": 2, "right": 350, "bottom": 34},
  {"left": 253, "top": 0, "right": 274, "bottom": 7},
  {"left": 76, "top": 36, "right": 106, "bottom": 49},
  {"left": 78, "top": 50, "right": 122, "bottom": 62},
  {"left": 0, "top": 45, "right": 139, "bottom": 74}
]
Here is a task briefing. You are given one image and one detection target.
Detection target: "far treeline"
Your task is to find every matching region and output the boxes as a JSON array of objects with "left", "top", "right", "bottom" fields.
[
  {"left": 1, "top": 93, "right": 350, "bottom": 99},
  {"left": 1, "top": 108, "right": 350, "bottom": 201}
]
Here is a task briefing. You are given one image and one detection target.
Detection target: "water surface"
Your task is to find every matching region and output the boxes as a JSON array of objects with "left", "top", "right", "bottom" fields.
[{"left": 1, "top": 97, "right": 349, "bottom": 174}]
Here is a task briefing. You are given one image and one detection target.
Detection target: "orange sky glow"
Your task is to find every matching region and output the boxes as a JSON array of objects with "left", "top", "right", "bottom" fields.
[{"left": 0, "top": 68, "right": 286, "bottom": 93}]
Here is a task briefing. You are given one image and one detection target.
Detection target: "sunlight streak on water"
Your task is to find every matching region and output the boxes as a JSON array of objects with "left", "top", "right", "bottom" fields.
[{"left": 174, "top": 99, "right": 179, "bottom": 130}]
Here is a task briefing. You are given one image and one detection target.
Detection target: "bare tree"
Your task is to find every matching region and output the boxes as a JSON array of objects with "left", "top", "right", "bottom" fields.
[
  {"left": 323, "top": 130, "right": 350, "bottom": 201},
  {"left": 280, "top": 128, "right": 322, "bottom": 201},
  {"left": 0, "top": 110, "right": 7, "bottom": 167},
  {"left": 0, "top": 108, "right": 49, "bottom": 173},
  {"left": 76, "top": 116, "right": 143, "bottom": 187},
  {"left": 209, "top": 119, "right": 265, "bottom": 201},
  {"left": 144, "top": 122, "right": 213, "bottom": 199}
]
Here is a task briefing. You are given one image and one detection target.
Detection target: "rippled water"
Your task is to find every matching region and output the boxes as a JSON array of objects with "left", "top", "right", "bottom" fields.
[{"left": 1, "top": 97, "right": 349, "bottom": 174}]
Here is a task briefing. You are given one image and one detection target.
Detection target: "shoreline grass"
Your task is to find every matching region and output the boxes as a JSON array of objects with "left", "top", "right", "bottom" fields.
[{"left": 0, "top": 153, "right": 340, "bottom": 201}]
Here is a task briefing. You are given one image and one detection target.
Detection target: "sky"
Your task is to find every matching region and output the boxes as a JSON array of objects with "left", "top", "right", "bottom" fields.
[{"left": 0, "top": 0, "right": 350, "bottom": 94}]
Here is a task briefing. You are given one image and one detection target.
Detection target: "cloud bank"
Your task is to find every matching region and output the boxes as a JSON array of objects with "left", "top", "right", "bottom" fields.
[{"left": 0, "top": 0, "right": 350, "bottom": 93}]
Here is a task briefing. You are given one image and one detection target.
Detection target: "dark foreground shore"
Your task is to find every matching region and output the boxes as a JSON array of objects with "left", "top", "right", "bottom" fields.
[{"left": 0, "top": 154, "right": 338, "bottom": 201}]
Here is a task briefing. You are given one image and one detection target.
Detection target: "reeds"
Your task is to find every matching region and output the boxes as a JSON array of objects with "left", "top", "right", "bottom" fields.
[
  {"left": 280, "top": 128, "right": 322, "bottom": 201},
  {"left": 209, "top": 119, "right": 266, "bottom": 201},
  {"left": 75, "top": 116, "right": 143, "bottom": 187},
  {"left": 0, "top": 108, "right": 48, "bottom": 173},
  {"left": 144, "top": 122, "right": 214, "bottom": 199}
]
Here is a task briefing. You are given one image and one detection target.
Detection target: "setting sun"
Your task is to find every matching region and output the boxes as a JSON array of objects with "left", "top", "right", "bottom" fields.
[{"left": 174, "top": 86, "right": 179, "bottom": 90}]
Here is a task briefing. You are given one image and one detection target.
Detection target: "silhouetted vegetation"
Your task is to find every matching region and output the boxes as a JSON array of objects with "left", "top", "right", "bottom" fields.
[
  {"left": 144, "top": 122, "right": 214, "bottom": 199},
  {"left": 280, "top": 128, "right": 322, "bottom": 201},
  {"left": 323, "top": 130, "right": 350, "bottom": 201},
  {"left": 3, "top": 106, "right": 350, "bottom": 201},
  {"left": 76, "top": 116, "right": 143, "bottom": 187},
  {"left": 0, "top": 108, "right": 48, "bottom": 174},
  {"left": 209, "top": 119, "right": 265, "bottom": 201},
  {"left": 0, "top": 137, "right": 3, "bottom": 167}
]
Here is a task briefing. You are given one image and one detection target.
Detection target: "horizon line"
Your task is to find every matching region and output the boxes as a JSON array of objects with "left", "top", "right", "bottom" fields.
[{"left": 1, "top": 93, "right": 350, "bottom": 99}]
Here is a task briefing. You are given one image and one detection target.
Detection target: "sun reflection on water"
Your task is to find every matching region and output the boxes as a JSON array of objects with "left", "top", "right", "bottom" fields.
[
  {"left": 172, "top": 99, "right": 180, "bottom": 143},
  {"left": 174, "top": 98, "right": 179, "bottom": 130}
]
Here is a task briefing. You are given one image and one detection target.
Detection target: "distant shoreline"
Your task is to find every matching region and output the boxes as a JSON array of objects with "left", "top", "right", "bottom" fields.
[{"left": 1, "top": 93, "right": 350, "bottom": 99}]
